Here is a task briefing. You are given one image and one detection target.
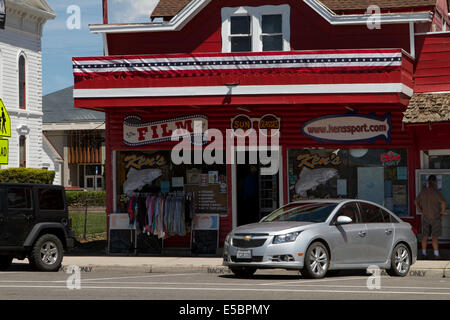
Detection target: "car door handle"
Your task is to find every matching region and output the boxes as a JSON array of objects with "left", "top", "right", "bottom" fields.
[
  {"left": 358, "top": 231, "right": 366, "bottom": 237},
  {"left": 385, "top": 229, "right": 392, "bottom": 235}
]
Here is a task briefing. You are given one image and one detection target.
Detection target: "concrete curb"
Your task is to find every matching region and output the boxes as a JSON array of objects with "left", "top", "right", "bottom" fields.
[
  {"left": 57, "top": 264, "right": 450, "bottom": 279},
  {"left": 11, "top": 258, "right": 450, "bottom": 278}
]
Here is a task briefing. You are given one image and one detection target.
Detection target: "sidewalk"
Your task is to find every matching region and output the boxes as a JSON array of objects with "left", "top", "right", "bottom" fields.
[{"left": 11, "top": 256, "right": 450, "bottom": 278}]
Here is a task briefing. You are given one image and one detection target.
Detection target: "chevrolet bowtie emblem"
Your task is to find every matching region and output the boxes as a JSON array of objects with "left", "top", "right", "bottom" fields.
[{"left": 243, "top": 235, "right": 252, "bottom": 241}]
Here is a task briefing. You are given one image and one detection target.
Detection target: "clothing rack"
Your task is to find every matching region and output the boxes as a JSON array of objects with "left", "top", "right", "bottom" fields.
[{"left": 126, "top": 190, "right": 196, "bottom": 255}]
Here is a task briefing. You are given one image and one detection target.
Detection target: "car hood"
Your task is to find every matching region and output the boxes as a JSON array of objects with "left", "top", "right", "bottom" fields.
[{"left": 232, "top": 221, "right": 316, "bottom": 235}]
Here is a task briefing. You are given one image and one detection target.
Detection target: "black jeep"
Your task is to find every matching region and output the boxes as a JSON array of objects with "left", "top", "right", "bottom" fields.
[{"left": 0, "top": 183, "right": 74, "bottom": 271}]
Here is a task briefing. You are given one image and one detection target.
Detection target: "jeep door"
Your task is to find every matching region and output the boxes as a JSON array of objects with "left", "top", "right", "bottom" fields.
[{"left": 5, "top": 186, "right": 35, "bottom": 246}]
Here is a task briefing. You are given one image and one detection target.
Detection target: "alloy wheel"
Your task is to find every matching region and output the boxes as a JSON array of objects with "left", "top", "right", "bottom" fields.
[
  {"left": 394, "top": 246, "right": 410, "bottom": 274},
  {"left": 40, "top": 241, "right": 59, "bottom": 265},
  {"left": 308, "top": 245, "right": 328, "bottom": 276}
]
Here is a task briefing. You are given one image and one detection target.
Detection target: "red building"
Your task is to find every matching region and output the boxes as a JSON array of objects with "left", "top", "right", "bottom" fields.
[{"left": 73, "top": 0, "right": 450, "bottom": 254}]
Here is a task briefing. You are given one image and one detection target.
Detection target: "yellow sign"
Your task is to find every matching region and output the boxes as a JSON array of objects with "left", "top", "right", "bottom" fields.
[
  {"left": 0, "top": 99, "right": 10, "bottom": 137},
  {"left": 0, "top": 139, "right": 8, "bottom": 165}
]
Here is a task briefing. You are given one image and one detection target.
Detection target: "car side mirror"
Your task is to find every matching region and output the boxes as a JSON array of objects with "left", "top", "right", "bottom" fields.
[{"left": 335, "top": 216, "right": 353, "bottom": 225}]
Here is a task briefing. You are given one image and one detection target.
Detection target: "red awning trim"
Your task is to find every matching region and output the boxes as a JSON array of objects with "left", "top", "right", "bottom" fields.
[{"left": 73, "top": 49, "right": 402, "bottom": 78}]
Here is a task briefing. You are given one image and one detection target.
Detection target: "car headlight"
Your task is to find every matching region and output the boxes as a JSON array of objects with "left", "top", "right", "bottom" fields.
[
  {"left": 225, "top": 233, "right": 232, "bottom": 245},
  {"left": 273, "top": 232, "right": 301, "bottom": 244}
]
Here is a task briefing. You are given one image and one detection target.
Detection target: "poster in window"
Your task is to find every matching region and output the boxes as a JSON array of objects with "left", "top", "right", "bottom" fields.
[
  {"left": 397, "top": 167, "right": 407, "bottom": 180},
  {"left": 393, "top": 184, "right": 407, "bottom": 205},
  {"left": 357, "top": 167, "right": 384, "bottom": 206}
]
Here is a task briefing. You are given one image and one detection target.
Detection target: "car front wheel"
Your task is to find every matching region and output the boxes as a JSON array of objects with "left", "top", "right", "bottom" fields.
[
  {"left": 302, "top": 242, "right": 330, "bottom": 279},
  {"left": 29, "top": 234, "right": 64, "bottom": 272},
  {"left": 387, "top": 243, "right": 411, "bottom": 277}
]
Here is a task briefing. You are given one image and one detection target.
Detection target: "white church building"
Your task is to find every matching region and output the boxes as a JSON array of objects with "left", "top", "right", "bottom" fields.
[{"left": 0, "top": 0, "right": 57, "bottom": 180}]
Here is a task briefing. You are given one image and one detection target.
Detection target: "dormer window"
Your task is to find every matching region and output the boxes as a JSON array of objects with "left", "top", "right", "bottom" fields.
[
  {"left": 222, "top": 5, "right": 290, "bottom": 53},
  {"left": 262, "top": 14, "right": 283, "bottom": 51},
  {"left": 230, "top": 16, "right": 252, "bottom": 52}
]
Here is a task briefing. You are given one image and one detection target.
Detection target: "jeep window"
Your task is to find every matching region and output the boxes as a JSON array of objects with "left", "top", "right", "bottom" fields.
[
  {"left": 38, "top": 188, "right": 64, "bottom": 210},
  {"left": 7, "top": 187, "right": 32, "bottom": 209}
]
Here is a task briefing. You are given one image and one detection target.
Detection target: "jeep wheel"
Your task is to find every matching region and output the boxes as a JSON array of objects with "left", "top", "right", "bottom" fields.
[
  {"left": 0, "top": 256, "right": 13, "bottom": 271},
  {"left": 29, "top": 234, "right": 63, "bottom": 272}
]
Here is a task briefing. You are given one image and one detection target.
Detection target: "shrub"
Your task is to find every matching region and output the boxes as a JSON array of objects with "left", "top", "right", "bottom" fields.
[
  {"left": 65, "top": 190, "right": 106, "bottom": 207},
  {"left": 0, "top": 168, "right": 55, "bottom": 184}
]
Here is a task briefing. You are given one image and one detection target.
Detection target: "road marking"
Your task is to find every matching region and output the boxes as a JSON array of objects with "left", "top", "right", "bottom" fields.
[
  {"left": 66, "top": 273, "right": 202, "bottom": 282},
  {"left": 0, "top": 284, "right": 450, "bottom": 296}
]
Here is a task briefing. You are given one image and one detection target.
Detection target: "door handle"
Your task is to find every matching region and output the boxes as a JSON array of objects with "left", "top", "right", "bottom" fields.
[
  {"left": 358, "top": 231, "right": 366, "bottom": 237},
  {"left": 385, "top": 229, "right": 392, "bottom": 235}
]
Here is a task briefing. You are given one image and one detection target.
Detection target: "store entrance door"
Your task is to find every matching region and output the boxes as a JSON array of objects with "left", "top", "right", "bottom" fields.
[{"left": 236, "top": 151, "right": 279, "bottom": 226}]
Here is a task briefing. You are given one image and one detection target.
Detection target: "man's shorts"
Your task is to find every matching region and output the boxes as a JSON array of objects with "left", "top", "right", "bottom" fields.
[{"left": 422, "top": 217, "right": 442, "bottom": 237}]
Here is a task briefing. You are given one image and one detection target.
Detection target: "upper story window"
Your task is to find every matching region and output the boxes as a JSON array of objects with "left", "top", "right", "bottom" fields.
[
  {"left": 18, "top": 55, "right": 26, "bottom": 109},
  {"left": 230, "top": 16, "right": 252, "bottom": 52},
  {"left": 222, "top": 5, "right": 290, "bottom": 53}
]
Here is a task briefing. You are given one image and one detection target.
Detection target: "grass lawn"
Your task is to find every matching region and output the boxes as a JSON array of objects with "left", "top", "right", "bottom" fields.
[{"left": 69, "top": 212, "right": 107, "bottom": 238}]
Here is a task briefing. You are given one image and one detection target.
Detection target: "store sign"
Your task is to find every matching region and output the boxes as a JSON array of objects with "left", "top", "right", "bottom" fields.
[
  {"left": 231, "top": 114, "right": 280, "bottom": 137},
  {"left": 381, "top": 151, "right": 401, "bottom": 166},
  {"left": 302, "top": 112, "right": 391, "bottom": 144},
  {"left": 123, "top": 115, "right": 208, "bottom": 146},
  {"left": 296, "top": 153, "right": 342, "bottom": 169},
  {"left": 123, "top": 153, "right": 167, "bottom": 170},
  {"left": 0, "top": 0, "right": 5, "bottom": 30}
]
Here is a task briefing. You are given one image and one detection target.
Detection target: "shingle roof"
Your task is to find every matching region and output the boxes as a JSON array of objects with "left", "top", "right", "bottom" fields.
[
  {"left": 151, "top": 0, "right": 191, "bottom": 18},
  {"left": 403, "top": 93, "right": 450, "bottom": 124},
  {"left": 151, "top": 0, "right": 438, "bottom": 18},
  {"left": 43, "top": 87, "right": 105, "bottom": 124}
]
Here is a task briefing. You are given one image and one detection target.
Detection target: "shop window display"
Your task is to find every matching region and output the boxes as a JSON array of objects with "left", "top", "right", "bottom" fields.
[
  {"left": 288, "top": 148, "right": 409, "bottom": 216},
  {"left": 115, "top": 150, "right": 228, "bottom": 252}
]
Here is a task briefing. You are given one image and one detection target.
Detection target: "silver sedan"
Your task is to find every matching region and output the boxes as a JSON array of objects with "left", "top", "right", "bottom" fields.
[{"left": 223, "top": 199, "right": 417, "bottom": 279}]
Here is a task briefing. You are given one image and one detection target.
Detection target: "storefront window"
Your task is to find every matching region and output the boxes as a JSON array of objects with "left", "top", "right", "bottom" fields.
[
  {"left": 116, "top": 150, "right": 228, "bottom": 216},
  {"left": 288, "top": 148, "right": 409, "bottom": 216}
]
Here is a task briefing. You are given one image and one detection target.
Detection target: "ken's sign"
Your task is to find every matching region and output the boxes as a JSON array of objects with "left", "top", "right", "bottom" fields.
[
  {"left": 123, "top": 115, "right": 208, "bottom": 146},
  {"left": 302, "top": 112, "right": 391, "bottom": 144}
]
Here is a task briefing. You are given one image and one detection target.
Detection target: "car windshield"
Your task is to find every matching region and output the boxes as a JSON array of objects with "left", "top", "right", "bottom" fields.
[{"left": 262, "top": 202, "right": 338, "bottom": 223}]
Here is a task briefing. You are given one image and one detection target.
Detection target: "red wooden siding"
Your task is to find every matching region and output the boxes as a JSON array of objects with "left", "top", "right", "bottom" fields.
[
  {"left": 106, "top": 0, "right": 413, "bottom": 56},
  {"left": 414, "top": 33, "right": 450, "bottom": 93}
]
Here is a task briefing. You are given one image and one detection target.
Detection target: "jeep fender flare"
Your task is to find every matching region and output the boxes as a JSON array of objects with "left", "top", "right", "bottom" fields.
[{"left": 23, "top": 223, "right": 69, "bottom": 248}]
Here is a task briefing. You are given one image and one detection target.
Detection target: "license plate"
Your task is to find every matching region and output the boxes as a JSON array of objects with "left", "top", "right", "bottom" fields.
[{"left": 237, "top": 250, "right": 252, "bottom": 259}]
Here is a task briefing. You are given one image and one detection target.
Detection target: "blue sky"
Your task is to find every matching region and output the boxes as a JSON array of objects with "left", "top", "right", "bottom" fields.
[{"left": 42, "top": 0, "right": 159, "bottom": 95}]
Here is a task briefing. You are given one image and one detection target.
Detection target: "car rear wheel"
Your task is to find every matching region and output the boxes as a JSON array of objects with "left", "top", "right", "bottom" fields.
[
  {"left": 0, "top": 256, "right": 13, "bottom": 271},
  {"left": 29, "top": 234, "right": 64, "bottom": 272},
  {"left": 387, "top": 243, "right": 411, "bottom": 277},
  {"left": 302, "top": 242, "right": 330, "bottom": 279},
  {"left": 230, "top": 267, "right": 257, "bottom": 278}
]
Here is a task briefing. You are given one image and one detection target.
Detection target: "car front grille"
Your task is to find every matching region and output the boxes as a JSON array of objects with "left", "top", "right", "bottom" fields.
[
  {"left": 232, "top": 238, "right": 267, "bottom": 248},
  {"left": 230, "top": 256, "right": 264, "bottom": 263}
]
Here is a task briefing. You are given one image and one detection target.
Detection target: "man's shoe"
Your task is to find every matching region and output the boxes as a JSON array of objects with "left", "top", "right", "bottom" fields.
[
  {"left": 419, "top": 253, "right": 428, "bottom": 260},
  {"left": 432, "top": 255, "right": 441, "bottom": 260}
]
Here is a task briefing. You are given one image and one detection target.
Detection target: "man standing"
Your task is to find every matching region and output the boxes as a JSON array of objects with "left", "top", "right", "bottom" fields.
[{"left": 415, "top": 175, "right": 446, "bottom": 260}]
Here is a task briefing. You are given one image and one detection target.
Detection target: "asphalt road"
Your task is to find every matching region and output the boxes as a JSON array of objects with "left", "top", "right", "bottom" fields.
[{"left": 0, "top": 264, "right": 449, "bottom": 301}]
